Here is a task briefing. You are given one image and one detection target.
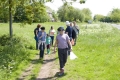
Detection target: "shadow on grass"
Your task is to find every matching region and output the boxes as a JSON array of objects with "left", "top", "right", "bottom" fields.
[{"left": 29, "top": 72, "right": 67, "bottom": 80}]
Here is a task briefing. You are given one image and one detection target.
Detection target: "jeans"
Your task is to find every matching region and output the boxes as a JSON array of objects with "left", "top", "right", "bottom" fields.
[
  {"left": 40, "top": 50, "right": 45, "bottom": 58},
  {"left": 58, "top": 48, "right": 68, "bottom": 69},
  {"left": 50, "top": 36, "right": 54, "bottom": 46},
  {"left": 39, "top": 42, "right": 45, "bottom": 58}
]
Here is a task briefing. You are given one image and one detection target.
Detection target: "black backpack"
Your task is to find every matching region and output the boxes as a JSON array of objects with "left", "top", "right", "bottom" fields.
[{"left": 72, "top": 27, "right": 77, "bottom": 38}]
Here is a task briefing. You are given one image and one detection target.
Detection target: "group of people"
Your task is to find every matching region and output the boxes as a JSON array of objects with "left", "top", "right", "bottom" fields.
[
  {"left": 34, "top": 21, "right": 79, "bottom": 76},
  {"left": 34, "top": 24, "right": 56, "bottom": 57}
]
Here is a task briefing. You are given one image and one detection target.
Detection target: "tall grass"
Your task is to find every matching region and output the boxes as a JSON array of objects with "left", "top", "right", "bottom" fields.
[{"left": 58, "top": 23, "right": 120, "bottom": 80}]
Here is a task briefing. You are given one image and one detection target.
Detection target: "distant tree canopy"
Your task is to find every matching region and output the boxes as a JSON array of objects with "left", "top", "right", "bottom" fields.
[
  {"left": 110, "top": 8, "right": 120, "bottom": 22},
  {"left": 0, "top": 0, "right": 86, "bottom": 23},
  {"left": 57, "top": 4, "right": 92, "bottom": 22},
  {"left": 14, "top": 2, "right": 50, "bottom": 23},
  {"left": 93, "top": 8, "right": 120, "bottom": 23}
]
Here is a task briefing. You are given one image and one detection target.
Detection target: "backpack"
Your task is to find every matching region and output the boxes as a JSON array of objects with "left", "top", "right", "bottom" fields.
[{"left": 72, "top": 27, "right": 78, "bottom": 38}]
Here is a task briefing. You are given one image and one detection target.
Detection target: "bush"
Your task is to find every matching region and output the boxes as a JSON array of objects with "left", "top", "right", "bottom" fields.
[{"left": 0, "top": 35, "right": 32, "bottom": 79}]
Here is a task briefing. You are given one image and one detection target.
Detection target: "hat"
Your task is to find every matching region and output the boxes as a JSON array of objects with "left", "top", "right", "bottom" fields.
[
  {"left": 66, "top": 21, "right": 70, "bottom": 26},
  {"left": 57, "top": 27, "right": 64, "bottom": 31}
]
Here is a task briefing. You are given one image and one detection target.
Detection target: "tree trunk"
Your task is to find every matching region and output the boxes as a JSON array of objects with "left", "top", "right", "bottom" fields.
[{"left": 9, "top": 0, "right": 13, "bottom": 37}]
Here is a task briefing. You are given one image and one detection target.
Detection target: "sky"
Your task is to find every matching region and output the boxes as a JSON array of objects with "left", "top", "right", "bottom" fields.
[{"left": 45, "top": 0, "right": 120, "bottom": 17}]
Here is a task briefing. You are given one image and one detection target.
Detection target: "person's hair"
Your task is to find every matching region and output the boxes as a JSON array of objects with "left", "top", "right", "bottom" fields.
[
  {"left": 51, "top": 26, "right": 53, "bottom": 29},
  {"left": 70, "top": 22, "right": 73, "bottom": 26},
  {"left": 41, "top": 27, "right": 45, "bottom": 30},
  {"left": 47, "top": 34, "right": 50, "bottom": 36},
  {"left": 37, "top": 24, "right": 41, "bottom": 28},
  {"left": 73, "top": 21, "right": 76, "bottom": 25}
]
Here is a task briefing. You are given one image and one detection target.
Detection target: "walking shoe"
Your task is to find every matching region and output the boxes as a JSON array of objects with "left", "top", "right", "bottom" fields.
[
  {"left": 58, "top": 68, "right": 64, "bottom": 76},
  {"left": 58, "top": 72, "right": 64, "bottom": 76}
]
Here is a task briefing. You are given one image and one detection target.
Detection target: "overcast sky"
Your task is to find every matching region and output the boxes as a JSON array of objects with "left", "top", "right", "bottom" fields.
[{"left": 45, "top": 0, "right": 120, "bottom": 17}]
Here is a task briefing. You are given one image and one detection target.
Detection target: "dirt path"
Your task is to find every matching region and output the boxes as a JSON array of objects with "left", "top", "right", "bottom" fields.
[
  {"left": 36, "top": 52, "right": 59, "bottom": 80},
  {"left": 16, "top": 49, "right": 59, "bottom": 80}
]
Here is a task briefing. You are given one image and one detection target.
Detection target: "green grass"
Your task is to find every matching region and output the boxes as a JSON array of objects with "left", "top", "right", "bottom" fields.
[
  {"left": 0, "top": 22, "right": 120, "bottom": 80},
  {"left": 57, "top": 23, "right": 120, "bottom": 80},
  {"left": 0, "top": 22, "right": 69, "bottom": 80}
]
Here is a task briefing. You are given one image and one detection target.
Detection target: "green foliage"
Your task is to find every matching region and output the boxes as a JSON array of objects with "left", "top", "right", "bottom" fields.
[
  {"left": 95, "top": 8, "right": 120, "bottom": 23},
  {"left": 52, "top": 11, "right": 58, "bottom": 22},
  {"left": 57, "top": 4, "right": 88, "bottom": 22},
  {"left": 14, "top": 2, "right": 50, "bottom": 23},
  {"left": 110, "top": 8, "right": 120, "bottom": 22},
  {"left": 81, "top": 8, "right": 92, "bottom": 22},
  {"left": 94, "top": 14, "right": 105, "bottom": 22},
  {"left": 73, "top": 8, "right": 85, "bottom": 22},
  {"left": 0, "top": 35, "right": 32, "bottom": 79},
  {"left": 0, "top": 4, "right": 9, "bottom": 23}
]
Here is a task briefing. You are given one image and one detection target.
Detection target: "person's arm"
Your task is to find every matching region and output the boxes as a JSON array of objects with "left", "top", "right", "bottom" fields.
[
  {"left": 66, "top": 35, "right": 72, "bottom": 51},
  {"left": 65, "top": 28, "right": 68, "bottom": 34},
  {"left": 67, "top": 39, "right": 72, "bottom": 51},
  {"left": 54, "top": 39, "right": 58, "bottom": 53},
  {"left": 36, "top": 29, "right": 39, "bottom": 36}
]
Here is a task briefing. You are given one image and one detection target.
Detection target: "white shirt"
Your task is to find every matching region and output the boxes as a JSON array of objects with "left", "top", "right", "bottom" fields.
[{"left": 49, "top": 29, "right": 56, "bottom": 36}]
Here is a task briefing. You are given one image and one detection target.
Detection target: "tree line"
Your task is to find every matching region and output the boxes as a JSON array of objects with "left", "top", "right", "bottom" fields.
[
  {"left": 0, "top": 0, "right": 120, "bottom": 24},
  {"left": 94, "top": 8, "right": 120, "bottom": 23},
  {"left": 0, "top": 1, "right": 51, "bottom": 23}
]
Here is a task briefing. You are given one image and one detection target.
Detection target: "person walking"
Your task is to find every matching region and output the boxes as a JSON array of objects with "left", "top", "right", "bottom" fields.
[
  {"left": 73, "top": 21, "right": 80, "bottom": 45},
  {"left": 38, "top": 27, "right": 46, "bottom": 59},
  {"left": 65, "top": 21, "right": 73, "bottom": 55},
  {"left": 34, "top": 24, "right": 41, "bottom": 50},
  {"left": 54, "top": 27, "right": 72, "bottom": 76},
  {"left": 46, "top": 34, "right": 52, "bottom": 54},
  {"left": 49, "top": 26, "right": 56, "bottom": 46}
]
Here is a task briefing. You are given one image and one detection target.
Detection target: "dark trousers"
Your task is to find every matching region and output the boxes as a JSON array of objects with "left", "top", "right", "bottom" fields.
[
  {"left": 74, "top": 37, "right": 77, "bottom": 45},
  {"left": 58, "top": 48, "right": 68, "bottom": 69},
  {"left": 36, "top": 41, "right": 38, "bottom": 50},
  {"left": 40, "top": 50, "right": 45, "bottom": 58},
  {"left": 39, "top": 42, "right": 45, "bottom": 58},
  {"left": 50, "top": 36, "right": 54, "bottom": 46}
]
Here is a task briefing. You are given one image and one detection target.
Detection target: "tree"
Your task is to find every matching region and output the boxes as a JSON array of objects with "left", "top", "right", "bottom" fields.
[
  {"left": 81, "top": 8, "right": 92, "bottom": 22},
  {"left": 109, "top": 8, "right": 120, "bottom": 22},
  {"left": 93, "top": 14, "right": 104, "bottom": 22},
  {"left": 0, "top": 0, "right": 86, "bottom": 37},
  {"left": 52, "top": 11, "right": 58, "bottom": 22},
  {"left": 73, "top": 8, "right": 85, "bottom": 22}
]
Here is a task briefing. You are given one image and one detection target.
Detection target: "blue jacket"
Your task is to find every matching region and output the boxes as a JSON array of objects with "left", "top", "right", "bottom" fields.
[
  {"left": 65, "top": 26, "right": 73, "bottom": 39},
  {"left": 37, "top": 31, "right": 46, "bottom": 41}
]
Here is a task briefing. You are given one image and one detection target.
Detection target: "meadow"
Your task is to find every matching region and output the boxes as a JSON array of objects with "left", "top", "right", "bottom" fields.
[{"left": 0, "top": 22, "right": 120, "bottom": 80}]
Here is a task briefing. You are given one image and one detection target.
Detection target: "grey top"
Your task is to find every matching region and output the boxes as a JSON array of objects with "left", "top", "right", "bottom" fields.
[{"left": 56, "top": 34, "right": 70, "bottom": 49}]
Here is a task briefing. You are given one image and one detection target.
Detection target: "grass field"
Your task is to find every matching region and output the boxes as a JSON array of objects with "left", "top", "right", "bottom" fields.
[{"left": 0, "top": 22, "right": 120, "bottom": 80}]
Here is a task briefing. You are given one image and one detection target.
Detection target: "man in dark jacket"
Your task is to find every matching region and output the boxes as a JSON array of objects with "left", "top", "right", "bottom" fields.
[
  {"left": 65, "top": 21, "right": 73, "bottom": 55},
  {"left": 34, "top": 24, "right": 41, "bottom": 50},
  {"left": 73, "top": 21, "right": 79, "bottom": 45}
]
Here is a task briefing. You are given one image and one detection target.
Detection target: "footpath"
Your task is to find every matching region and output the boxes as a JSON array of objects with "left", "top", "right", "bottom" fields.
[{"left": 16, "top": 50, "right": 60, "bottom": 80}]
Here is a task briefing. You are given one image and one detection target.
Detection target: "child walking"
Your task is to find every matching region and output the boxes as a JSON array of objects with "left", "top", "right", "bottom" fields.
[{"left": 46, "top": 34, "right": 52, "bottom": 54}]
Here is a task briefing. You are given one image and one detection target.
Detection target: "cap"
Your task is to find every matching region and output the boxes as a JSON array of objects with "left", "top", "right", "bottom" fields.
[
  {"left": 57, "top": 27, "right": 64, "bottom": 31},
  {"left": 66, "top": 21, "right": 70, "bottom": 26}
]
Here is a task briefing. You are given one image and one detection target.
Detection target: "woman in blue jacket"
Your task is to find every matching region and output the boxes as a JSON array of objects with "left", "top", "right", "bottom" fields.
[{"left": 37, "top": 27, "right": 46, "bottom": 59}]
